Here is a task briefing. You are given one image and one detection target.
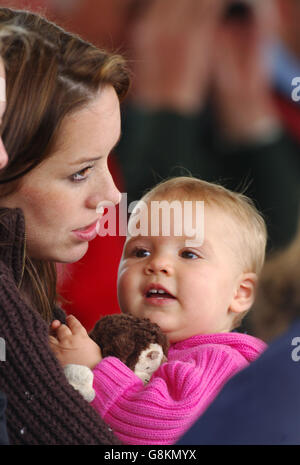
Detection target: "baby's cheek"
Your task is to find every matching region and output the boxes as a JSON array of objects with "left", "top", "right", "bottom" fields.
[
  {"left": 118, "top": 270, "right": 136, "bottom": 314},
  {"left": 117, "top": 275, "right": 129, "bottom": 310}
]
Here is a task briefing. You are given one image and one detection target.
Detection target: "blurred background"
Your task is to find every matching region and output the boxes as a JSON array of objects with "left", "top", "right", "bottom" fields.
[
  {"left": 0, "top": 0, "right": 142, "bottom": 52},
  {"left": 1, "top": 0, "right": 300, "bottom": 342}
]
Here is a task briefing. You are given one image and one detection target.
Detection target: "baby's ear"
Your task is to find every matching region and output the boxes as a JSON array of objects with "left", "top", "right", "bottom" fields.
[{"left": 229, "top": 272, "right": 258, "bottom": 315}]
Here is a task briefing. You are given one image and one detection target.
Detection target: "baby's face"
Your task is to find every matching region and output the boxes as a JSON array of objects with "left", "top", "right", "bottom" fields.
[{"left": 117, "top": 199, "right": 245, "bottom": 343}]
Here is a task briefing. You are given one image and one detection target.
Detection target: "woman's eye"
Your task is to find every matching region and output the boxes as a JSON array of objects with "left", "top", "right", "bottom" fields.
[
  {"left": 180, "top": 250, "right": 199, "bottom": 259},
  {"left": 133, "top": 248, "right": 150, "bottom": 258},
  {"left": 71, "top": 165, "right": 94, "bottom": 182}
]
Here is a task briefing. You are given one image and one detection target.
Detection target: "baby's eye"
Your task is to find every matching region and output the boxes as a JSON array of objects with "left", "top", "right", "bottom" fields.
[
  {"left": 180, "top": 250, "right": 199, "bottom": 260},
  {"left": 70, "top": 165, "right": 94, "bottom": 182},
  {"left": 132, "top": 247, "right": 151, "bottom": 258}
]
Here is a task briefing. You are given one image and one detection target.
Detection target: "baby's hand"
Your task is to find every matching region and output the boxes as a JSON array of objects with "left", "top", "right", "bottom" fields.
[{"left": 49, "top": 315, "right": 102, "bottom": 369}]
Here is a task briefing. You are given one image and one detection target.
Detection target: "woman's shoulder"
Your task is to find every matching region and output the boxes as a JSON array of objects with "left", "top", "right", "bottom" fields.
[
  {"left": 0, "top": 207, "right": 25, "bottom": 239},
  {"left": 0, "top": 259, "right": 20, "bottom": 297}
]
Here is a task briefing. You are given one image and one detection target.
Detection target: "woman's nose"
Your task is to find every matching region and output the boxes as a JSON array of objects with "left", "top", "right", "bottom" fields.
[
  {"left": 0, "top": 137, "right": 8, "bottom": 169},
  {"left": 85, "top": 168, "right": 121, "bottom": 209}
]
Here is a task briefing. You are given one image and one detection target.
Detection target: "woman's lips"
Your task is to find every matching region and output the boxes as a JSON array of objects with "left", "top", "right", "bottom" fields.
[{"left": 72, "top": 220, "right": 99, "bottom": 242}]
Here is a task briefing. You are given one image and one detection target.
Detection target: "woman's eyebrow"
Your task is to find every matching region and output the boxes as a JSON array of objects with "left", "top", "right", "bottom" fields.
[
  {"left": 70, "top": 132, "right": 122, "bottom": 166},
  {"left": 70, "top": 155, "right": 102, "bottom": 166}
]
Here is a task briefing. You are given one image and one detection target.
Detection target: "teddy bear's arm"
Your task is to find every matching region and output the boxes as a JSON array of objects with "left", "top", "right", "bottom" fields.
[
  {"left": 63, "top": 364, "right": 95, "bottom": 402},
  {"left": 134, "top": 343, "right": 166, "bottom": 384}
]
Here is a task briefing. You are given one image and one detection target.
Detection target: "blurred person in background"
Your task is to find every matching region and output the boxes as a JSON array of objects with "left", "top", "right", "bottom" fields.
[
  {"left": 269, "top": 0, "right": 300, "bottom": 137},
  {"left": 116, "top": 0, "right": 300, "bottom": 254},
  {"left": 251, "top": 220, "right": 300, "bottom": 343}
]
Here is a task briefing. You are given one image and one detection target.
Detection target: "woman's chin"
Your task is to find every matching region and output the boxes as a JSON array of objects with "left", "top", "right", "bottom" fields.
[
  {"left": 55, "top": 242, "right": 89, "bottom": 264},
  {"left": 71, "top": 242, "right": 89, "bottom": 262}
]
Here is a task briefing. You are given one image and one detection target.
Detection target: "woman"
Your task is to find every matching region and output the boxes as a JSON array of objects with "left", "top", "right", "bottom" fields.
[
  {"left": 0, "top": 20, "right": 18, "bottom": 446},
  {"left": 0, "top": 8, "right": 129, "bottom": 444}
]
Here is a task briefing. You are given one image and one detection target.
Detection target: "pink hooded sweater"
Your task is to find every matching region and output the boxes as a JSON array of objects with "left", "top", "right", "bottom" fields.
[{"left": 91, "top": 332, "right": 267, "bottom": 445}]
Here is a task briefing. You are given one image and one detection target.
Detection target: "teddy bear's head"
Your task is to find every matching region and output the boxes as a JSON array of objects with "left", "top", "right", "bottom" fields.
[{"left": 89, "top": 314, "right": 169, "bottom": 384}]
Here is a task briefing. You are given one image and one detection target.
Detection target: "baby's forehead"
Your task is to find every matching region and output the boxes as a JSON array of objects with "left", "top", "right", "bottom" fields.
[
  {"left": 129, "top": 195, "right": 234, "bottom": 225},
  {"left": 127, "top": 195, "right": 241, "bottom": 247}
]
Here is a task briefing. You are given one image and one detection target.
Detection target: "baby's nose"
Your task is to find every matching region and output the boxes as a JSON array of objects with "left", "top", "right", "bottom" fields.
[{"left": 145, "top": 258, "right": 173, "bottom": 275}]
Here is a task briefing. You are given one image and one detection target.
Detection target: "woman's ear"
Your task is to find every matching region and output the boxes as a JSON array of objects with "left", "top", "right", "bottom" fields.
[{"left": 229, "top": 272, "right": 258, "bottom": 315}]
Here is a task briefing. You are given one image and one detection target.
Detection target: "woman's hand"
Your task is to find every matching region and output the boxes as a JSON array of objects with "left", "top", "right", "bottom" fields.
[
  {"left": 211, "top": 0, "right": 280, "bottom": 142},
  {"left": 49, "top": 315, "right": 102, "bottom": 369}
]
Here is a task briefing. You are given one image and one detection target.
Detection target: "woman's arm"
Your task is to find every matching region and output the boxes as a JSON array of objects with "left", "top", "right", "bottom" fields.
[
  {"left": 0, "top": 272, "right": 119, "bottom": 445},
  {"left": 0, "top": 391, "right": 9, "bottom": 445}
]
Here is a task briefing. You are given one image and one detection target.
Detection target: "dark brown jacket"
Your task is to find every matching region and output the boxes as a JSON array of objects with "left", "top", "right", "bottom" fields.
[{"left": 0, "top": 207, "right": 119, "bottom": 445}]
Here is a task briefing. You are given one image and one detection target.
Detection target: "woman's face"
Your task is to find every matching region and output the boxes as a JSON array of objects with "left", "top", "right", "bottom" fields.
[
  {"left": 0, "top": 56, "right": 8, "bottom": 169},
  {"left": 0, "top": 85, "right": 121, "bottom": 263}
]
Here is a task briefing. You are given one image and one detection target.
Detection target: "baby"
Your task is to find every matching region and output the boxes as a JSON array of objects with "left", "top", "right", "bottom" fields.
[{"left": 50, "top": 176, "right": 268, "bottom": 445}]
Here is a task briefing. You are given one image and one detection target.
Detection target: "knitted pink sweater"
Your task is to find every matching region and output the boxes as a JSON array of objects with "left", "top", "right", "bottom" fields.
[{"left": 91, "top": 332, "right": 266, "bottom": 445}]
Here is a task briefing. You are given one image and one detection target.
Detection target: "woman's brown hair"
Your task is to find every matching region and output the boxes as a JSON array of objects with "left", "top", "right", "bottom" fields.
[{"left": 0, "top": 7, "right": 130, "bottom": 322}]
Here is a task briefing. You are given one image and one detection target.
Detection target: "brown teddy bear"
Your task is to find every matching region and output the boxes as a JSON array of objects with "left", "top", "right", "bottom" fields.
[
  {"left": 89, "top": 314, "right": 169, "bottom": 381},
  {"left": 63, "top": 314, "right": 169, "bottom": 402}
]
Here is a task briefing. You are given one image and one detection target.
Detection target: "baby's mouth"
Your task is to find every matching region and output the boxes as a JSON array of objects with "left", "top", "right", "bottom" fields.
[
  {"left": 146, "top": 289, "right": 175, "bottom": 299},
  {"left": 144, "top": 285, "right": 176, "bottom": 300}
]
